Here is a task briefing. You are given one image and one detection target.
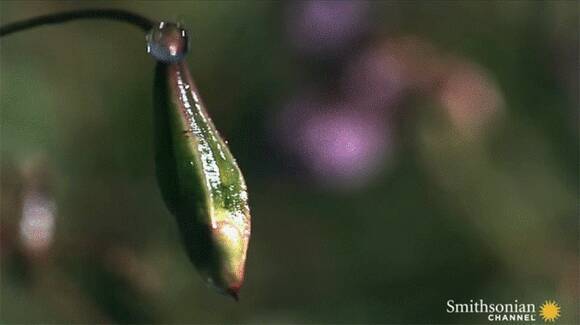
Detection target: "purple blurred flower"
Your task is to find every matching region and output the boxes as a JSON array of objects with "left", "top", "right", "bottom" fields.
[
  {"left": 286, "top": 0, "right": 369, "bottom": 56},
  {"left": 341, "top": 36, "right": 447, "bottom": 117},
  {"left": 276, "top": 91, "right": 393, "bottom": 188},
  {"left": 341, "top": 45, "right": 405, "bottom": 108}
]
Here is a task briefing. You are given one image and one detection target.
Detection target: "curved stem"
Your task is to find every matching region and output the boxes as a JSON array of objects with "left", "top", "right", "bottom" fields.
[{"left": 0, "top": 8, "right": 155, "bottom": 38}]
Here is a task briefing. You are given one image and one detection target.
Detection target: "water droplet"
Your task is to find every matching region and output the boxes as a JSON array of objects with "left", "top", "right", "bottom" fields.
[{"left": 146, "top": 22, "right": 190, "bottom": 63}]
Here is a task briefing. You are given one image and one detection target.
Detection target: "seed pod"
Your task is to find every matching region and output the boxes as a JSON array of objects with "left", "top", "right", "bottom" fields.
[{"left": 149, "top": 22, "right": 250, "bottom": 300}]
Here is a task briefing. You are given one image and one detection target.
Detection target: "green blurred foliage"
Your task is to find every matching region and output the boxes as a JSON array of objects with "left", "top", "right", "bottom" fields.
[{"left": 0, "top": 1, "right": 577, "bottom": 324}]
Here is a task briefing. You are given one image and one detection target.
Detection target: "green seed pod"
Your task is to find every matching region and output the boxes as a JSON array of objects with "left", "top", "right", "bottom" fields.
[
  {"left": 0, "top": 9, "right": 251, "bottom": 300},
  {"left": 150, "top": 22, "right": 250, "bottom": 300}
]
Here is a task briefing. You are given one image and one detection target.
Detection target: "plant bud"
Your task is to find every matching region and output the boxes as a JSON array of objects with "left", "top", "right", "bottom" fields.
[{"left": 151, "top": 25, "right": 250, "bottom": 300}]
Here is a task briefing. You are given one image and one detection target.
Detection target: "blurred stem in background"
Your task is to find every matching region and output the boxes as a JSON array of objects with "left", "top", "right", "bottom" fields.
[{"left": 417, "top": 99, "right": 576, "bottom": 309}]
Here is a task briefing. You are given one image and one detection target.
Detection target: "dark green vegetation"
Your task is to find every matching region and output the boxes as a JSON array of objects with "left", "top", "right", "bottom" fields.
[{"left": 0, "top": 1, "right": 577, "bottom": 324}]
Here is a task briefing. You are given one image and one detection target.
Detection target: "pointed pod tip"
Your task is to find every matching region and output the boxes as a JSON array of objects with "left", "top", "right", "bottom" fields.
[{"left": 226, "top": 287, "right": 240, "bottom": 302}]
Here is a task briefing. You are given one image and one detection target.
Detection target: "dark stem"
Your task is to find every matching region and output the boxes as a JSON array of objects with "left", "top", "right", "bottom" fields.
[{"left": 0, "top": 8, "right": 155, "bottom": 37}]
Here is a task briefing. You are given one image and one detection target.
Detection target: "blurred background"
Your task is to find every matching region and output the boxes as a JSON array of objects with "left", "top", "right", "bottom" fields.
[{"left": 1, "top": 1, "right": 578, "bottom": 324}]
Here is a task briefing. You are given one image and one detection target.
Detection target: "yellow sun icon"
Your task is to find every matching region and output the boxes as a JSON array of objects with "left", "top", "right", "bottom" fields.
[{"left": 539, "top": 300, "right": 561, "bottom": 322}]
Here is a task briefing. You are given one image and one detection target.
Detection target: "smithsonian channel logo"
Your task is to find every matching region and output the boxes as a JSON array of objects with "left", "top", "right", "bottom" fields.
[{"left": 446, "top": 299, "right": 561, "bottom": 323}]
